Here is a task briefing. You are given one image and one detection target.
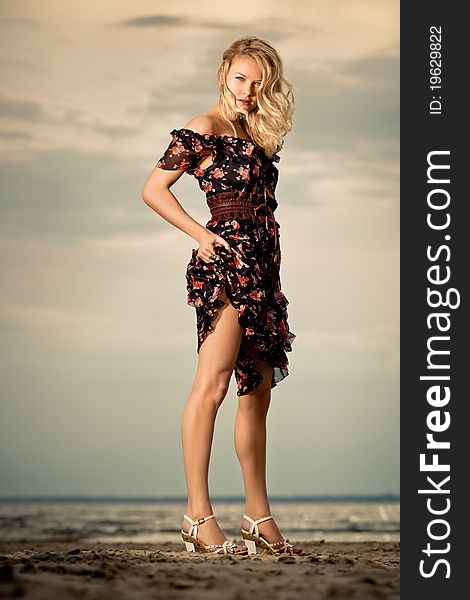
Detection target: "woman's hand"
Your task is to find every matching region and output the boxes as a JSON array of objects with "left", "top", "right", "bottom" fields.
[{"left": 196, "top": 229, "right": 232, "bottom": 263}]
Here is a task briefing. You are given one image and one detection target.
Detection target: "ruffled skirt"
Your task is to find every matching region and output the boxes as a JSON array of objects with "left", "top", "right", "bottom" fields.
[{"left": 185, "top": 217, "right": 296, "bottom": 396}]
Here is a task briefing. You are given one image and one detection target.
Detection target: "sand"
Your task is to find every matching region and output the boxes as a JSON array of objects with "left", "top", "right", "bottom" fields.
[{"left": 0, "top": 540, "right": 399, "bottom": 599}]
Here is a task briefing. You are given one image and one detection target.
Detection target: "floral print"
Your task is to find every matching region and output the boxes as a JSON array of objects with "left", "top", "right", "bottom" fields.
[{"left": 156, "top": 128, "right": 296, "bottom": 396}]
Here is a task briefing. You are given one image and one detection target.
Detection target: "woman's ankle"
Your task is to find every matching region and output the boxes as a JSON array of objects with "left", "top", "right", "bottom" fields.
[
  {"left": 185, "top": 505, "right": 214, "bottom": 519},
  {"left": 244, "top": 506, "right": 272, "bottom": 519}
]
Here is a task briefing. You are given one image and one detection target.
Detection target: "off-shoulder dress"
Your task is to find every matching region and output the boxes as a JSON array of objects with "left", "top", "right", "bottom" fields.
[{"left": 156, "top": 127, "right": 296, "bottom": 396}]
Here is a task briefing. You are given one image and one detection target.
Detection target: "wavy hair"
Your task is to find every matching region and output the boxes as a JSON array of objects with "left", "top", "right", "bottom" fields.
[{"left": 216, "top": 36, "right": 295, "bottom": 157}]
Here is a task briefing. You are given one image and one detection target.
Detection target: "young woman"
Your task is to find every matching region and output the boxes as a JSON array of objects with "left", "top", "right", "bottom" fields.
[{"left": 142, "top": 36, "right": 302, "bottom": 556}]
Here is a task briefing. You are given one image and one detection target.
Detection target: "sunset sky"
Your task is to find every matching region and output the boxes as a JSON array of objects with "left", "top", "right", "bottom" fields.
[{"left": 0, "top": 0, "right": 399, "bottom": 497}]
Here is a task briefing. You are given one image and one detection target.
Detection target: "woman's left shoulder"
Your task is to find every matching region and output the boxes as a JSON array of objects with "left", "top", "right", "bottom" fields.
[{"left": 182, "top": 114, "right": 218, "bottom": 138}]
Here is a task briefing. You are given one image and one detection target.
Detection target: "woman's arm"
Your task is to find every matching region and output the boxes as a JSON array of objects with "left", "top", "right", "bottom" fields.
[{"left": 141, "top": 167, "right": 208, "bottom": 244}]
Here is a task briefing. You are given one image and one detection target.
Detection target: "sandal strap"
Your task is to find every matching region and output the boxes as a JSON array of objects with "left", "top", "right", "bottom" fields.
[
  {"left": 270, "top": 539, "right": 294, "bottom": 552},
  {"left": 243, "top": 514, "right": 273, "bottom": 537},
  {"left": 256, "top": 536, "right": 294, "bottom": 554},
  {"left": 183, "top": 513, "right": 215, "bottom": 538},
  {"left": 204, "top": 540, "right": 239, "bottom": 554},
  {"left": 219, "top": 540, "right": 237, "bottom": 553}
]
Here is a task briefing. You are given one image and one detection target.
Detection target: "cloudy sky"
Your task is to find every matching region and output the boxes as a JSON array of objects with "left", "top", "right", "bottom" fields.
[{"left": 0, "top": 1, "right": 399, "bottom": 497}]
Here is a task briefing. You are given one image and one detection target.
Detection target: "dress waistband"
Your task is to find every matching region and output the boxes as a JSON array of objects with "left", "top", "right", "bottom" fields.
[{"left": 207, "top": 190, "right": 269, "bottom": 219}]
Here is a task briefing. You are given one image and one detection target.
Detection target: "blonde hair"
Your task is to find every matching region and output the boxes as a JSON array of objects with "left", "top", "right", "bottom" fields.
[{"left": 216, "top": 36, "right": 294, "bottom": 157}]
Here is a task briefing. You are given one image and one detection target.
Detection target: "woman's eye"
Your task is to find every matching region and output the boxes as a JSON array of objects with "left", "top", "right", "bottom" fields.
[{"left": 235, "top": 76, "right": 261, "bottom": 85}]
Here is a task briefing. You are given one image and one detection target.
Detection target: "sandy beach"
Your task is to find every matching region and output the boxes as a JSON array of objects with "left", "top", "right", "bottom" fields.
[{"left": 0, "top": 540, "right": 399, "bottom": 599}]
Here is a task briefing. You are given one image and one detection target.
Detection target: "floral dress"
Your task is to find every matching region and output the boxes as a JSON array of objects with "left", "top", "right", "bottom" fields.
[{"left": 156, "top": 127, "right": 296, "bottom": 396}]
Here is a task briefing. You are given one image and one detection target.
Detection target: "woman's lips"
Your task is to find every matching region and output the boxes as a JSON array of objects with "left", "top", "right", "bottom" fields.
[{"left": 238, "top": 99, "right": 251, "bottom": 105}]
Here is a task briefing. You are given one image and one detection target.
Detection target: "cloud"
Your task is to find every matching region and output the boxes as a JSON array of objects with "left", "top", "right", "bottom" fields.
[
  {"left": 0, "top": 94, "right": 44, "bottom": 120},
  {"left": 0, "top": 130, "right": 31, "bottom": 140},
  {"left": 119, "top": 15, "right": 190, "bottom": 28},
  {"left": 0, "top": 17, "right": 43, "bottom": 29},
  {"left": 117, "top": 13, "right": 323, "bottom": 38}
]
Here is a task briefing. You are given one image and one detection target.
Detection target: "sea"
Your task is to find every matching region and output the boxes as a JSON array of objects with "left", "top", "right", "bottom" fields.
[{"left": 0, "top": 496, "right": 400, "bottom": 544}]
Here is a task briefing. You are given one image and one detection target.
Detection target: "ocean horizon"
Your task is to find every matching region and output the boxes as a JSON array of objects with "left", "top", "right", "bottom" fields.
[{"left": 0, "top": 494, "right": 400, "bottom": 504}]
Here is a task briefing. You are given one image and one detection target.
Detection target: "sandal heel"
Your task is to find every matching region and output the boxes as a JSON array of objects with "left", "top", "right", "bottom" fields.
[
  {"left": 243, "top": 539, "right": 257, "bottom": 554},
  {"left": 184, "top": 540, "right": 195, "bottom": 552}
]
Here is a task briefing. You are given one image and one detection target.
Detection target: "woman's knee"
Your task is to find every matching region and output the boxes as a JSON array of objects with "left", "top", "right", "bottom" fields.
[
  {"left": 237, "top": 365, "right": 272, "bottom": 413},
  {"left": 238, "top": 388, "right": 271, "bottom": 415},
  {"left": 191, "top": 371, "right": 232, "bottom": 408}
]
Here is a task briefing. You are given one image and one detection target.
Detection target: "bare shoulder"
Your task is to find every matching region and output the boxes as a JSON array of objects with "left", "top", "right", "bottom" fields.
[{"left": 182, "top": 114, "right": 218, "bottom": 136}]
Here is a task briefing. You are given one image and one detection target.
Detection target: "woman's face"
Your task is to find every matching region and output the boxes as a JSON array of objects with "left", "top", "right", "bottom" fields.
[{"left": 225, "top": 55, "right": 263, "bottom": 112}]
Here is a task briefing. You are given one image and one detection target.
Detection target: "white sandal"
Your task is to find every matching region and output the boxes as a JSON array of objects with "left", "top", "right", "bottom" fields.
[
  {"left": 181, "top": 513, "right": 248, "bottom": 555},
  {"left": 241, "top": 514, "right": 303, "bottom": 555}
]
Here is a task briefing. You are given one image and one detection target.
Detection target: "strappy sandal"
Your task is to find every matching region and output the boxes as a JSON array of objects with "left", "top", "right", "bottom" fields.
[
  {"left": 181, "top": 513, "right": 248, "bottom": 555},
  {"left": 241, "top": 514, "right": 304, "bottom": 555}
]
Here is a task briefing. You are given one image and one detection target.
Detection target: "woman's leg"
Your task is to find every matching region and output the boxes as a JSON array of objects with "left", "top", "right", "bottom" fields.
[
  {"left": 181, "top": 287, "right": 244, "bottom": 546},
  {"left": 234, "top": 346, "right": 287, "bottom": 544}
]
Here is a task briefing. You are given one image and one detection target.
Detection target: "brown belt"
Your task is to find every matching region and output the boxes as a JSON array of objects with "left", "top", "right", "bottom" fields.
[
  {"left": 207, "top": 191, "right": 279, "bottom": 251},
  {"left": 208, "top": 195, "right": 261, "bottom": 220}
]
